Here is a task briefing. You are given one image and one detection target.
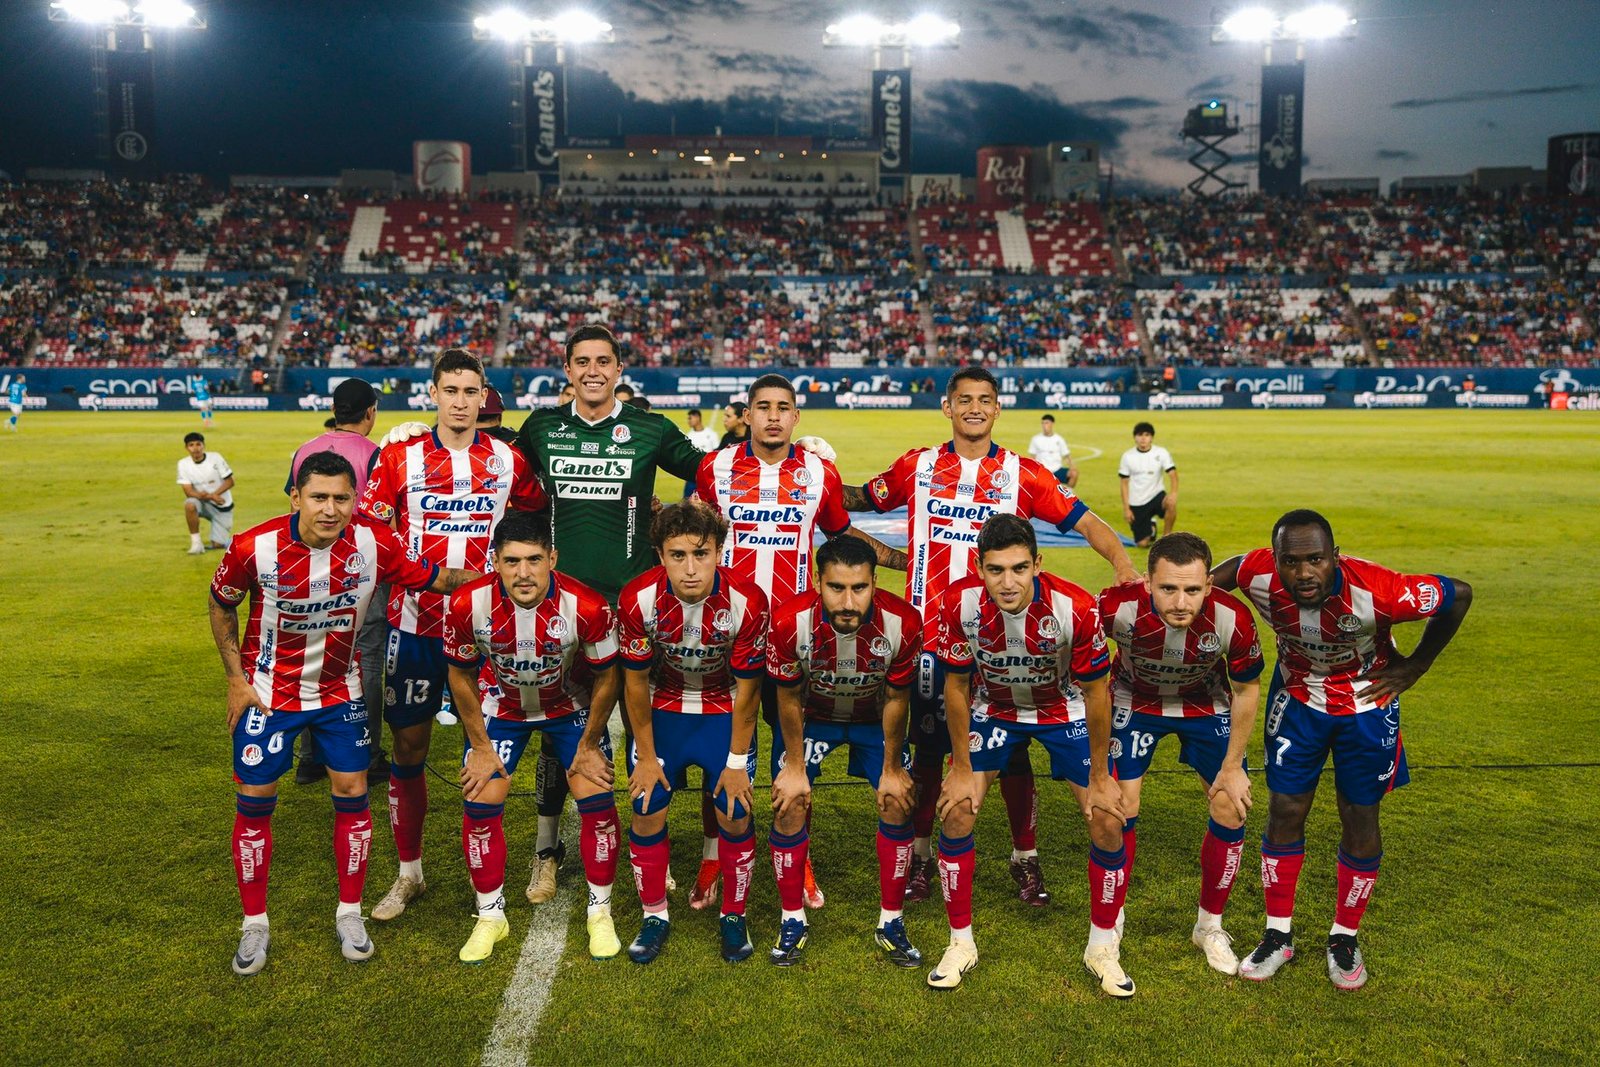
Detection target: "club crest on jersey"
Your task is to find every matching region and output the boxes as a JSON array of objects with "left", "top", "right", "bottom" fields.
[
  {"left": 344, "top": 552, "right": 367, "bottom": 574},
  {"left": 611, "top": 424, "right": 632, "bottom": 444},
  {"left": 792, "top": 467, "right": 813, "bottom": 486},
  {"left": 714, "top": 609, "right": 733, "bottom": 632},
  {"left": 217, "top": 584, "right": 244, "bottom": 602},
  {"left": 870, "top": 478, "right": 890, "bottom": 502},
  {"left": 1197, "top": 632, "right": 1222, "bottom": 654},
  {"left": 547, "top": 615, "right": 570, "bottom": 639},
  {"left": 1336, "top": 614, "right": 1363, "bottom": 634},
  {"left": 1109, "top": 737, "right": 1123, "bottom": 759},
  {"left": 869, "top": 636, "right": 892, "bottom": 658},
  {"left": 968, "top": 731, "right": 983, "bottom": 753},
  {"left": 484, "top": 453, "right": 507, "bottom": 476},
  {"left": 1416, "top": 582, "right": 1440, "bottom": 613},
  {"left": 1039, "top": 615, "right": 1060, "bottom": 638},
  {"left": 240, "top": 744, "right": 264, "bottom": 767},
  {"left": 989, "top": 469, "right": 1010, "bottom": 489}
]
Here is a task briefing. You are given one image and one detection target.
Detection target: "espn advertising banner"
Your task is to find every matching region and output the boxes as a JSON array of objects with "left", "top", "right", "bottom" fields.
[
  {"left": 871, "top": 69, "right": 911, "bottom": 176},
  {"left": 106, "top": 46, "right": 157, "bottom": 177},
  {"left": 526, "top": 64, "right": 565, "bottom": 173},
  {"left": 413, "top": 141, "right": 470, "bottom": 194},
  {"left": 1258, "top": 62, "right": 1305, "bottom": 196}
]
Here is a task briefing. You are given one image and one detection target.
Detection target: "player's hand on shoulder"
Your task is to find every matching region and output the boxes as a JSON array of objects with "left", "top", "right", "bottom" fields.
[
  {"left": 378, "top": 421, "right": 431, "bottom": 448},
  {"left": 794, "top": 435, "right": 837, "bottom": 462}
]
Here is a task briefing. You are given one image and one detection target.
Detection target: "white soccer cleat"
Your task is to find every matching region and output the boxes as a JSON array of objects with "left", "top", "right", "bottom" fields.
[
  {"left": 794, "top": 435, "right": 837, "bottom": 462},
  {"left": 231, "top": 921, "right": 270, "bottom": 976},
  {"left": 926, "top": 937, "right": 979, "bottom": 989},
  {"left": 1191, "top": 923, "right": 1240, "bottom": 975},
  {"left": 187, "top": 544, "right": 206, "bottom": 555},
  {"left": 1238, "top": 928, "right": 1296, "bottom": 981},
  {"left": 1326, "top": 934, "right": 1368, "bottom": 990},
  {"left": 1083, "top": 943, "right": 1136, "bottom": 998},
  {"left": 371, "top": 875, "right": 426, "bottom": 921},
  {"left": 336, "top": 913, "right": 375, "bottom": 962}
]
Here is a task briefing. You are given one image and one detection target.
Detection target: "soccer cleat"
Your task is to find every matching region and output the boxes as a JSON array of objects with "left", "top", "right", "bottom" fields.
[
  {"left": 1009, "top": 856, "right": 1051, "bottom": 907},
  {"left": 1191, "top": 923, "right": 1240, "bottom": 975},
  {"left": 720, "top": 914, "right": 755, "bottom": 963},
  {"left": 689, "top": 859, "right": 720, "bottom": 910},
  {"left": 904, "top": 854, "right": 934, "bottom": 903},
  {"left": 525, "top": 840, "right": 566, "bottom": 905},
  {"left": 336, "top": 913, "right": 375, "bottom": 962},
  {"left": 628, "top": 915, "right": 671, "bottom": 964},
  {"left": 435, "top": 709, "right": 459, "bottom": 726},
  {"left": 371, "top": 874, "right": 426, "bottom": 921},
  {"left": 1083, "top": 943, "right": 1136, "bottom": 998},
  {"left": 802, "top": 859, "right": 825, "bottom": 910},
  {"left": 874, "top": 917, "right": 923, "bottom": 968},
  {"left": 1326, "top": 933, "right": 1368, "bottom": 990},
  {"left": 187, "top": 543, "right": 206, "bottom": 555},
  {"left": 587, "top": 911, "right": 622, "bottom": 960},
  {"left": 927, "top": 937, "right": 979, "bottom": 989},
  {"left": 231, "top": 922, "right": 270, "bottom": 976},
  {"left": 1238, "top": 928, "right": 1296, "bottom": 981},
  {"left": 769, "top": 918, "right": 809, "bottom": 966},
  {"left": 459, "top": 913, "right": 510, "bottom": 963}
]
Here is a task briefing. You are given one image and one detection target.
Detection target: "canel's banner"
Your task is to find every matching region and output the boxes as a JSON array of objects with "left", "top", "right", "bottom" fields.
[
  {"left": 526, "top": 62, "right": 565, "bottom": 174},
  {"left": 871, "top": 69, "right": 911, "bottom": 176},
  {"left": 413, "top": 141, "right": 471, "bottom": 194}
]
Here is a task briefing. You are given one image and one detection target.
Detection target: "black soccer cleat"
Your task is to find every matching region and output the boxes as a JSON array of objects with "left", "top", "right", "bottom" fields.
[
  {"left": 720, "top": 914, "right": 754, "bottom": 963},
  {"left": 627, "top": 916, "right": 671, "bottom": 965}
]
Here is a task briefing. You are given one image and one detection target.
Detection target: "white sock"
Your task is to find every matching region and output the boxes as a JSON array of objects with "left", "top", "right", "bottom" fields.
[
  {"left": 950, "top": 924, "right": 975, "bottom": 944},
  {"left": 1011, "top": 847, "right": 1038, "bottom": 863},
  {"left": 1087, "top": 924, "right": 1118, "bottom": 949},
  {"left": 1329, "top": 922, "right": 1358, "bottom": 938},
  {"left": 1266, "top": 916, "right": 1292, "bottom": 934},
  {"left": 912, "top": 836, "right": 932, "bottom": 860},
  {"left": 336, "top": 901, "right": 361, "bottom": 919},
  {"left": 399, "top": 859, "right": 423, "bottom": 881},
  {"left": 476, "top": 888, "right": 506, "bottom": 917},
  {"left": 1196, "top": 908, "right": 1223, "bottom": 930},
  {"left": 243, "top": 912, "right": 268, "bottom": 928},
  {"left": 878, "top": 908, "right": 903, "bottom": 927},
  {"left": 587, "top": 881, "right": 612, "bottom": 916},
  {"left": 190, "top": 533, "right": 203, "bottom": 548},
  {"left": 702, "top": 835, "right": 719, "bottom": 861},
  {"left": 536, "top": 815, "right": 560, "bottom": 853},
  {"left": 781, "top": 908, "right": 806, "bottom": 924},
  {"left": 644, "top": 904, "right": 669, "bottom": 921}
]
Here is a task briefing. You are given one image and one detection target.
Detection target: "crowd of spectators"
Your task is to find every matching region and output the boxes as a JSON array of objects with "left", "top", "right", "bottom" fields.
[
  {"left": 722, "top": 280, "right": 924, "bottom": 367},
  {"left": 1116, "top": 195, "right": 1328, "bottom": 276},
  {"left": 281, "top": 278, "right": 502, "bottom": 367},
  {"left": 1143, "top": 283, "right": 1362, "bottom": 366},
  {"left": 30, "top": 275, "right": 282, "bottom": 367},
  {"left": 931, "top": 282, "right": 1138, "bottom": 366},
  {"left": 0, "top": 275, "right": 56, "bottom": 366},
  {"left": 504, "top": 279, "right": 716, "bottom": 367},
  {"left": 1356, "top": 278, "right": 1597, "bottom": 366}
]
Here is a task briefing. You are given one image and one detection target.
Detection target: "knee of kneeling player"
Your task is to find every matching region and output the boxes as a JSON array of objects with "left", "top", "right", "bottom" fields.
[{"left": 1087, "top": 809, "right": 1123, "bottom": 849}]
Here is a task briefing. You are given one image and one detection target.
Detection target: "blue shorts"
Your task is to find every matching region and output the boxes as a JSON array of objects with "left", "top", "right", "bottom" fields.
[
  {"left": 465, "top": 709, "right": 613, "bottom": 781},
  {"left": 1113, "top": 710, "right": 1242, "bottom": 785},
  {"left": 628, "top": 711, "right": 755, "bottom": 820},
  {"left": 967, "top": 714, "right": 1105, "bottom": 787},
  {"left": 384, "top": 628, "right": 446, "bottom": 728},
  {"left": 233, "top": 701, "right": 371, "bottom": 786},
  {"left": 770, "top": 720, "right": 911, "bottom": 789},
  {"left": 909, "top": 651, "right": 951, "bottom": 754},
  {"left": 1263, "top": 675, "right": 1408, "bottom": 807}
]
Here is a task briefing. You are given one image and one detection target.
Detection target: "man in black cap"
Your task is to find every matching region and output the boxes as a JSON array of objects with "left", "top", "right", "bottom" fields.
[
  {"left": 286, "top": 376, "right": 390, "bottom": 785},
  {"left": 476, "top": 384, "right": 517, "bottom": 444}
]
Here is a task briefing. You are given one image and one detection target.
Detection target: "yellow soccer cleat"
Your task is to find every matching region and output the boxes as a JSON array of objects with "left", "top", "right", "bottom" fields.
[
  {"left": 459, "top": 914, "right": 510, "bottom": 963},
  {"left": 587, "top": 911, "right": 622, "bottom": 960}
]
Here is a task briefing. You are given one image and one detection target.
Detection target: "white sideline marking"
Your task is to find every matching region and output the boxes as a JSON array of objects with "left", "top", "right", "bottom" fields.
[
  {"left": 481, "top": 707, "right": 625, "bottom": 1066},
  {"left": 1073, "top": 445, "right": 1104, "bottom": 461}
]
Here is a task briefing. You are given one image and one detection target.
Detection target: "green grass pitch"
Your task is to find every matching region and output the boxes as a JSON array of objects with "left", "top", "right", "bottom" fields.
[{"left": 1, "top": 408, "right": 1596, "bottom": 1065}]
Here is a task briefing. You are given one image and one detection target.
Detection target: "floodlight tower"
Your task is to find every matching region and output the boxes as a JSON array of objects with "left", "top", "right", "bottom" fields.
[
  {"left": 473, "top": 7, "right": 614, "bottom": 175},
  {"left": 1211, "top": 4, "right": 1357, "bottom": 196},
  {"left": 48, "top": 0, "right": 206, "bottom": 170},
  {"left": 823, "top": 13, "right": 960, "bottom": 187}
]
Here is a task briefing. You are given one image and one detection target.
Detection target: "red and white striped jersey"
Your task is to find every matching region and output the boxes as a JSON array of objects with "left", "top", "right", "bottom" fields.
[
  {"left": 930, "top": 571, "right": 1109, "bottom": 725},
  {"left": 1099, "top": 581, "right": 1264, "bottom": 719},
  {"left": 1237, "top": 549, "right": 1456, "bottom": 715},
  {"left": 358, "top": 430, "right": 547, "bottom": 639},
  {"left": 211, "top": 514, "right": 439, "bottom": 712},
  {"left": 696, "top": 443, "right": 852, "bottom": 607},
  {"left": 618, "top": 566, "right": 769, "bottom": 716},
  {"left": 766, "top": 588, "right": 920, "bottom": 724},
  {"left": 442, "top": 572, "right": 618, "bottom": 722},
  {"left": 863, "top": 442, "right": 1087, "bottom": 614}
]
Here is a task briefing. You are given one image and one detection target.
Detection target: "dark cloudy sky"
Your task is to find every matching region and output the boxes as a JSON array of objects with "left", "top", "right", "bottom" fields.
[{"left": 1, "top": 0, "right": 1595, "bottom": 189}]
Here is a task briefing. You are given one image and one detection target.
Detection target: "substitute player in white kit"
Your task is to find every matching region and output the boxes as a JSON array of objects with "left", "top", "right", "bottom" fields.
[
  {"left": 179, "top": 431, "right": 236, "bottom": 554},
  {"left": 1118, "top": 422, "right": 1177, "bottom": 548}
]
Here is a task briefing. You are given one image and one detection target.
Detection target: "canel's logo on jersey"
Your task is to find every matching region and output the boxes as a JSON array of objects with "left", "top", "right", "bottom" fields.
[
  {"left": 419, "top": 493, "right": 500, "bottom": 513},
  {"left": 551, "top": 457, "right": 633, "bottom": 479},
  {"left": 728, "top": 504, "right": 807, "bottom": 524},
  {"left": 927, "top": 499, "right": 995, "bottom": 522}
]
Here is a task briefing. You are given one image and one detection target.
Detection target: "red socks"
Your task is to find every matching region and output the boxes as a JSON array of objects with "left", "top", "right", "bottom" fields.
[
  {"left": 332, "top": 793, "right": 373, "bottom": 907},
  {"left": 233, "top": 793, "right": 276, "bottom": 915},
  {"left": 1198, "top": 819, "right": 1246, "bottom": 916},
  {"left": 1088, "top": 844, "right": 1128, "bottom": 930},
  {"left": 1335, "top": 848, "right": 1381, "bottom": 930},
  {"left": 769, "top": 827, "right": 809, "bottom": 912},
  {"left": 719, "top": 827, "right": 757, "bottom": 916},
  {"left": 388, "top": 761, "right": 427, "bottom": 864},
  {"left": 462, "top": 801, "right": 506, "bottom": 895},
  {"left": 578, "top": 794, "right": 620, "bottom": 889},
  {"left": 999, "top": 768, "right": 1038, "bottom": 851},
  {"left": 629, "top": 828, "right": 670, "bottom": 911},
  {"left": 937, "top": 832, "right": 976, "bottom": 931},
  {"left": 877, "top": 821, "right": 915, "bottom": 909},
  {"left": 1261, "top": 838, "right": 1306, "bottom": 926}
]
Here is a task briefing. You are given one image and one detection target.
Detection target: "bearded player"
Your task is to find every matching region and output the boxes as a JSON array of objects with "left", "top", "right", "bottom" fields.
[
  {"left": 1212, "top": 509, "right": 1472, "bottom": 989},
  {"left": 618, "top": 503, "right": 770, "bottom": 964},
  {"left": 694, "top": 371, "right": 904, "bottom": 912},
  {"left": 926, "top": 514, "right": 1130, "bottom": 994},
  {"left": 766, "top": 535, "right": 922, "bottom": 967},
  {"left": 210, "top": 451, "right": 476, "bottom": 975},
  {"left": 842, "top": 365, "right": 1137, "bottom": 909},
  {"left": 1099, "top": 532, "right": 1263, "bottom": 975},
  {"left": 442, "top": 512, "right": 625, "bottom": 962},
  {"left": 359, "top": 349, "right": 549, "bottom": 923}
]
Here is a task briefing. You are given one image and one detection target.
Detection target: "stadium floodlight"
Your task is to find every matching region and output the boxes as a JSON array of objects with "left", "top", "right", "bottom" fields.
[
  {"left": 824, "top": 14, "right": 890, "bottom": 47},
  {"left": 1215, "top": 6, "right": 1278, "bottom": 42},
  {"left": 133, "top": 0, "right": 195, "bottom": 28},
  {"left": 904, "top": 13, "right": 960, "bottom": 47},
  {"left": 49, "top": 0, "right": 205, "bottom": 27},
  {"left": 1212, "top": 4, "right": 1355, "bottom": 43},
  {"left": 475, "top": 7, "right": 536, "bottom": 41},
  {"left": 473, "top": 6, "right": 614, "bottom": 43},
  {"left": 49, "top": 0, "right": 130, "bottom": 22},
  {"left": 1281, "top": 3, "right": 1354, "bottom": 40},
  {"left": 823, "top": 13, "right": 959, "bottom": 49},
  {"left": 547, "top": 9, "right": 612, "bottom": 44}
]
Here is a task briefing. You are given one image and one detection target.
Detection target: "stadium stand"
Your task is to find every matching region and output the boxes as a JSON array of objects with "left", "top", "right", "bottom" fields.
[
  {"left": 1354, "top": 277, "right": 1597, "bottom": 366},
  {"left": 931, "top": 282, "right": 1138, "bottom": 366},
  {"left": 721, "top": 280, "right": 924, "bottom": 367},
  {"left": 504, "top": 279, "right": 715, "bottom": 367},
  {"left": 1142, "top": 284, "right": 1364, "bottom": 366},
  {"left": 282, "top": 278, "right": 503, "bottom": 367},
  {"left": 31, "top": 275, "right": 282, "bottom": 367}
]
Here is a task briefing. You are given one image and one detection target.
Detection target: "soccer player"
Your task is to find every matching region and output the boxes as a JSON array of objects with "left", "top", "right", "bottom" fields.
[
  {"left": 1211, "top": 509, "right": 1472, "bottom": 989},
  {"left": 925, "top": 514, "right": 1130, "bottom": 994},
  {"left": 1028, "top": 414, "right": 1078, "bottom": 488},
  {"left": 1118, "top": 422, "right": 1177, "bottom": 548},
  {"left": 718, "top": 400, "right": 749, "bottom": 449},
  {"left": 209, "top": 450, "right": 475, "bottom": 975},
  {"left": 692, "top": 371, "right": 903, "bottom": 912},
  {"left": 1099, "top": 532, "right": 1264, "bottom": 975},
  {"left": 842, "top": 365, "right": 1137, "bottom": 910},
  {"left": 766, "top": 535, "right": 922, "bottom": 967},
  {"left": 617, "top": 503, "right": 769, "bottom": 965},
  {"left": 680, "top": 407, "right": 720, "bottom": 496},
  {"left": 442, "top": 512, "right": 625, "bottom": 962},
  {"left": 6, "top": 374, "right": 25, "bottom": 431},
  {"left": 360, "top": 349, "right": 548, "bottom": 923},
  {"left": 179, "top": 432, "right": 235, "bottom": 555},
  {"left": 193, "top": 374, "right": 215, "bottom": 428},
  {"left": 477, "top": 385, "right": 516, "bottom": 444}
]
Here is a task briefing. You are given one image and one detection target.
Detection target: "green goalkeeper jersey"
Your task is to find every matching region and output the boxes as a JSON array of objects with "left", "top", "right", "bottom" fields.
[{"left": 515, "top": 399, "right": 705, "bottom": 602}]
